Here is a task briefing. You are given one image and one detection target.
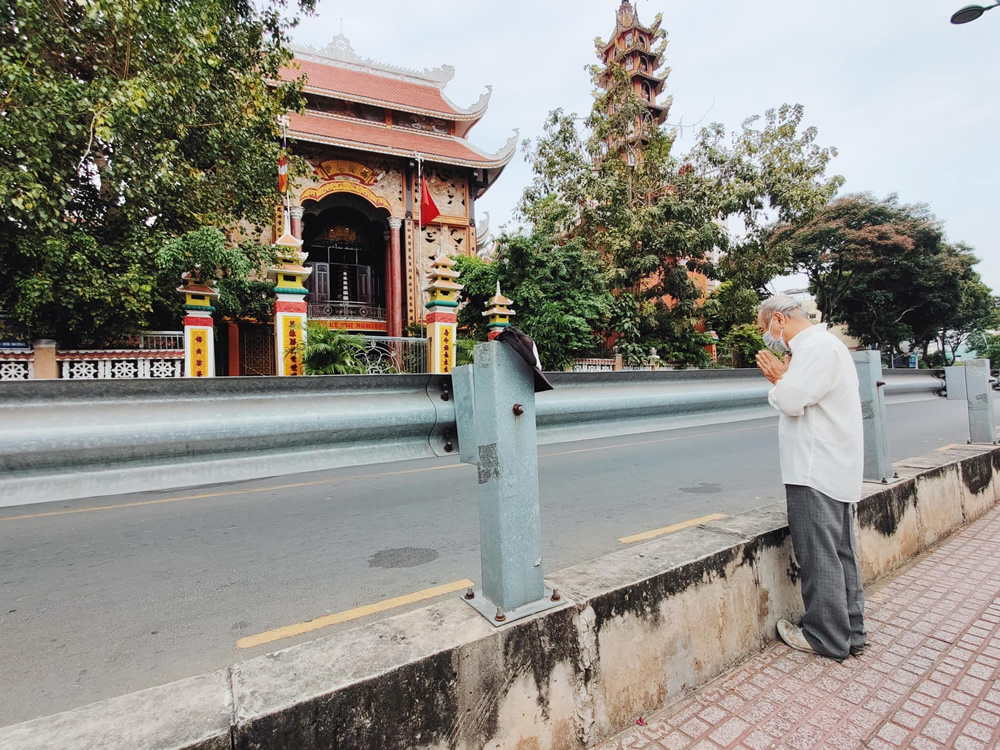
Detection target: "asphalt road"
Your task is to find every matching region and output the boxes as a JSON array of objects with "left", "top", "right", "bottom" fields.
[{"left": 0, "top": 398, "right": 973, "bottom": 727}]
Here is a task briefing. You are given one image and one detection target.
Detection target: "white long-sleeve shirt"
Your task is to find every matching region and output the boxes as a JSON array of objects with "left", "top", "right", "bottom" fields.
[{"left": 768, "top": 324, "right": 864, "bottom": 503}]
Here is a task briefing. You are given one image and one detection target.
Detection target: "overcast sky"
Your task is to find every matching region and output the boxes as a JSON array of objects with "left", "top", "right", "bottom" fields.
[{"left": 293, "top": 0, "right": 999, "bottom": 293}]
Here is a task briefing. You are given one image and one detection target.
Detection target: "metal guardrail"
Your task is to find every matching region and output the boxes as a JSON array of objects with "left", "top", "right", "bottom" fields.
[
  {"left": 0, "top": 376, "right": 454, "bottom": 508},
  {"left": 0, "top": 368, "right": 946, "bottom": 508},
  {"left": 536, "top": 368, "right": 944, "bottom": 444}
]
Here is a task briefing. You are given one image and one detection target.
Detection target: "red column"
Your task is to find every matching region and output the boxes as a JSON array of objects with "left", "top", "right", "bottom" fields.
[
  {"left": 290, "top": 205, "right": 303, "bottom": 241},
  {"left": 388, "top": 217, "right": 403, "bottom": 338},
  {"left": 228, "top": 321, "right": 240, "bottom": 376}
]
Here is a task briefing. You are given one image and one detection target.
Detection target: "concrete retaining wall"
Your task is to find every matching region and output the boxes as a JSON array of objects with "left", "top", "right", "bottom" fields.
[{"left": 4, "top": 445, "right": 997, "bottom": 750}]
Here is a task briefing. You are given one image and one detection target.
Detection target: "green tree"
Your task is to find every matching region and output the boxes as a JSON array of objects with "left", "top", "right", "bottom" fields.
[
  {"left": 770, "top": 194, "right": 993, "bottom": 362},
  {"left": 723, "top": 324, "right": 766, "bottom": 369},
  {"left": 924, "top": 247, "right": 998, "bottom": 365},
  {"left": 519, "top": 70, "right": 842, "bottom": 365},
  {"left": 701, "top": 281, "right": 761, "bottom": 338},
  {"left": 0, "top": 0, "right": 314, "bottom": 345},
  {"left": 643, "top": 301, "right": 714, "bottom": 368},
  {"left": 771, "top": 194, "right": 943, "bottom": 326},
  {"left": 297, "top": 323, "right": 366, "bottom": 375},
  {"left": 156, "top": 227, "right": 278, "bottom": 327},
  {"left": 971, "top": 331, "right": 1000, "bottom": 370},
  {"left": 455, "top": 232, "right": 613, "bottom": 371},
  {"left": 696, "top": 105, "right": 844, "bottom": 295}
]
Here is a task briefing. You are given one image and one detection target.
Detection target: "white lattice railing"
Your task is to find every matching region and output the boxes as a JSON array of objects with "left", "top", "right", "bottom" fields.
[
  {"left": 572, "top": 358, "right": 616, "bottom": 372},
  {"left": 0, "top": 351, "right": 34, "bottom": 380},
  {"left": 58, "top": 349, "right": 184, "bottom": 379},
  {"left": 115, "top": 330, "right": 185, "bottom": 350},
  {"left": 136, "top": 331, "right": 184, "bottom": 350},
  {"left": 357, "top": 336, "right": 427, "bottom": 375},
  {"left": 571, "top": 357, "right": 665, "bottom": 372}
]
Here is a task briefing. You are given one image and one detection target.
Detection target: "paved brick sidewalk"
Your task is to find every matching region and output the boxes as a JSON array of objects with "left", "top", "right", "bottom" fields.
[{"left": 598, "top": 504, "right": 1000, "bottom": 750}]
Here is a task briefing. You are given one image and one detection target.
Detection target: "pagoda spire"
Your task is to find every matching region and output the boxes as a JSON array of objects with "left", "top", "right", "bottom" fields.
[
  {"left": 596, "top": 0, "right": 671, "bottom": 144},
  {"left": 483, "top": 281, "right": 515, "bottom": 340}
]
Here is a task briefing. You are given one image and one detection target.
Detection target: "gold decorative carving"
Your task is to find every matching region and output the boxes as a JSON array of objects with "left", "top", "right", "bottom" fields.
[
  {"left": 312, "top": 159, "right": 378, "bottom": 184},
  {"left": 326, "top": 226, "right": 359, "bottom": 243},
  {"left": 295, "top": 157, "right": 403, "bottom": 214},
  {"left": 299, "top": 181, "right": 392, "bottom": 211}
]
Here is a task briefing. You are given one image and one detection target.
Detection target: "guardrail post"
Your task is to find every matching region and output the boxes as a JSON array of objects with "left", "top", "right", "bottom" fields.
[
  {"left": 452, "top": 341, "right": 561, "bottom": 625},
  {"left": 944, "top": 365, "right": 967, "bottom": 402},
  {"left": 851, "top": 350, "right": 895, "bottom": 483},
  {"left": 963, "top": 358, "right": 997, "bottom": 444}
]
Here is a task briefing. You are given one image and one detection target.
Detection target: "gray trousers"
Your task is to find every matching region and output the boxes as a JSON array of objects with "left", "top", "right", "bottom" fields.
[{"left": 785, "top": 484, "right": 866, "bottom": 660}]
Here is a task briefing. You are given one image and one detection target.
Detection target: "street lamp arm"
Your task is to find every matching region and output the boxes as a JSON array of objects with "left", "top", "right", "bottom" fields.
[{"left": 951, "top": 1, "right": 1000, "bottom": 24}]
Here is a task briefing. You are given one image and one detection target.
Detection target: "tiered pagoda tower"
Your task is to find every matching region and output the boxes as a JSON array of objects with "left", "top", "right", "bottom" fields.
[
  {"left": 595, "top": 1, "right": 671, "bottom": 158},
  {"left": 596, "top": 2, "right": 717, "bottom": 350}
]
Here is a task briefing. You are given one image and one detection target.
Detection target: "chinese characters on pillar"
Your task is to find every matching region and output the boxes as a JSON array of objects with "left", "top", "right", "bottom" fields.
[
  {"left": 440, "top": 326, "right": 453, "bottom": 374},
  {"left": 281, "top": 316, "right": 303, "bottom": 376},
  {"left": 189, "top": 328, "right": 211, "bottom": 377}
]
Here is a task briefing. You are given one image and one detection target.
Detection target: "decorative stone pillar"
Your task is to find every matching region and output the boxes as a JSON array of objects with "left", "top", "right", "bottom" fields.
[
  {"left": 289, "top": 204, "right": 304, "bottom": 241},
  {"left": 266, "top": 228, "right": 311, "bottom": 376},
  {"left": 423, "top": 252, "right": 463, "bottom": 374},
  {"left": 387, "top": 217, "right": 403, "bottom": 338},
  {"left": 176, "top": 270, "right": 219, "bottom": 377},
  {"left": 483, "top": 281, "right": 515, "bottom": 340}
]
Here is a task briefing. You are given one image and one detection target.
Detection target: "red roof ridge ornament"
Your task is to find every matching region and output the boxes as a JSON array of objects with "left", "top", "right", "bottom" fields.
[
  {"left": 287, "top": 38, "right": 494, "bottom": 120},
  {"left": 292, "top": 37, "right": 456, "bottom": 88}
]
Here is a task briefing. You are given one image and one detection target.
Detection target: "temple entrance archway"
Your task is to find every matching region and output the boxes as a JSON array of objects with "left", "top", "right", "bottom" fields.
[{"left": 301, "top": 193, "right": 402, "bottom": 334}]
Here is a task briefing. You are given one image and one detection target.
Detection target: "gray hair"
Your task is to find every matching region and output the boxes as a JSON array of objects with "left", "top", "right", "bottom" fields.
[{"left": 758, "top": 295, "right": 809, "bottom": 324}]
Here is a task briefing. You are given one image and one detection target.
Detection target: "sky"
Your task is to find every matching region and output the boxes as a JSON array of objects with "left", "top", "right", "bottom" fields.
[{"left": 292, "top": 0, "right": 1000, "bottom": 292}]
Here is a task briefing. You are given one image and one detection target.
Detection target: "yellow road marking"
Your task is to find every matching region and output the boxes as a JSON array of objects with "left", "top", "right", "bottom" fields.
[
  {"left": 236, "top": 579, "right": 475, "bottom": 650},
  {"left": 1, "top": 422, "right": 776, "bottom": 523},
  {"left": 618, "top": 513, "right": 728, "bottom": 544},
  {"left": 936, "top": 443, "right": 962, "bottom": 452},
  {"left": 0, "top": 463, "right": 464, "bottom": 523}
]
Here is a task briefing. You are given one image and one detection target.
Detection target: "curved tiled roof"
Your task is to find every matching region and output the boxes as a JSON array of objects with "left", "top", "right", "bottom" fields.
[
  {"left": 287, "top": 111, "right": 516, "bottom": 169},
  {"left": 280, "top": 59, "right": 488, "bottom": 122}
]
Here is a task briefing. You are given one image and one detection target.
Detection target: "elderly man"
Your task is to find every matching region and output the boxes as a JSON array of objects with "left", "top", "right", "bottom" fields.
[{"left": 755, "top": 296, "right": 866, "bottom": 662}]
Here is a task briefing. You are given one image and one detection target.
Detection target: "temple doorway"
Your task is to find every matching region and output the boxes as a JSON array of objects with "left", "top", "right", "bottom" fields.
[{"left": 301, "top": 194, "right": 391, "bottom": 332}]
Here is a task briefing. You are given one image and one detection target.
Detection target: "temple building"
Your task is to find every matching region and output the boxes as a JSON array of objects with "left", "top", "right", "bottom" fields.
[
  {"left": 283, "top": 35, "right": 514, "bottom": 336},
  {"left": 231, "top": 36, "right": 514, "bottom": 375}
]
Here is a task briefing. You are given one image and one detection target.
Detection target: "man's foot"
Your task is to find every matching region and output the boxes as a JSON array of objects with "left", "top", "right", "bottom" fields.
[
  {"left": 777, "top": 619, "right": 816, "bottom": 655},
  {"left": 850, "top": 643, "right": 867, "bottom": 657}
]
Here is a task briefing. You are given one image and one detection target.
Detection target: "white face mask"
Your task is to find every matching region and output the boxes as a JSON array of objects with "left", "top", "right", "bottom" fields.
[{"left": 763, "top": 316, "right": 789, "bottom": 354}]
